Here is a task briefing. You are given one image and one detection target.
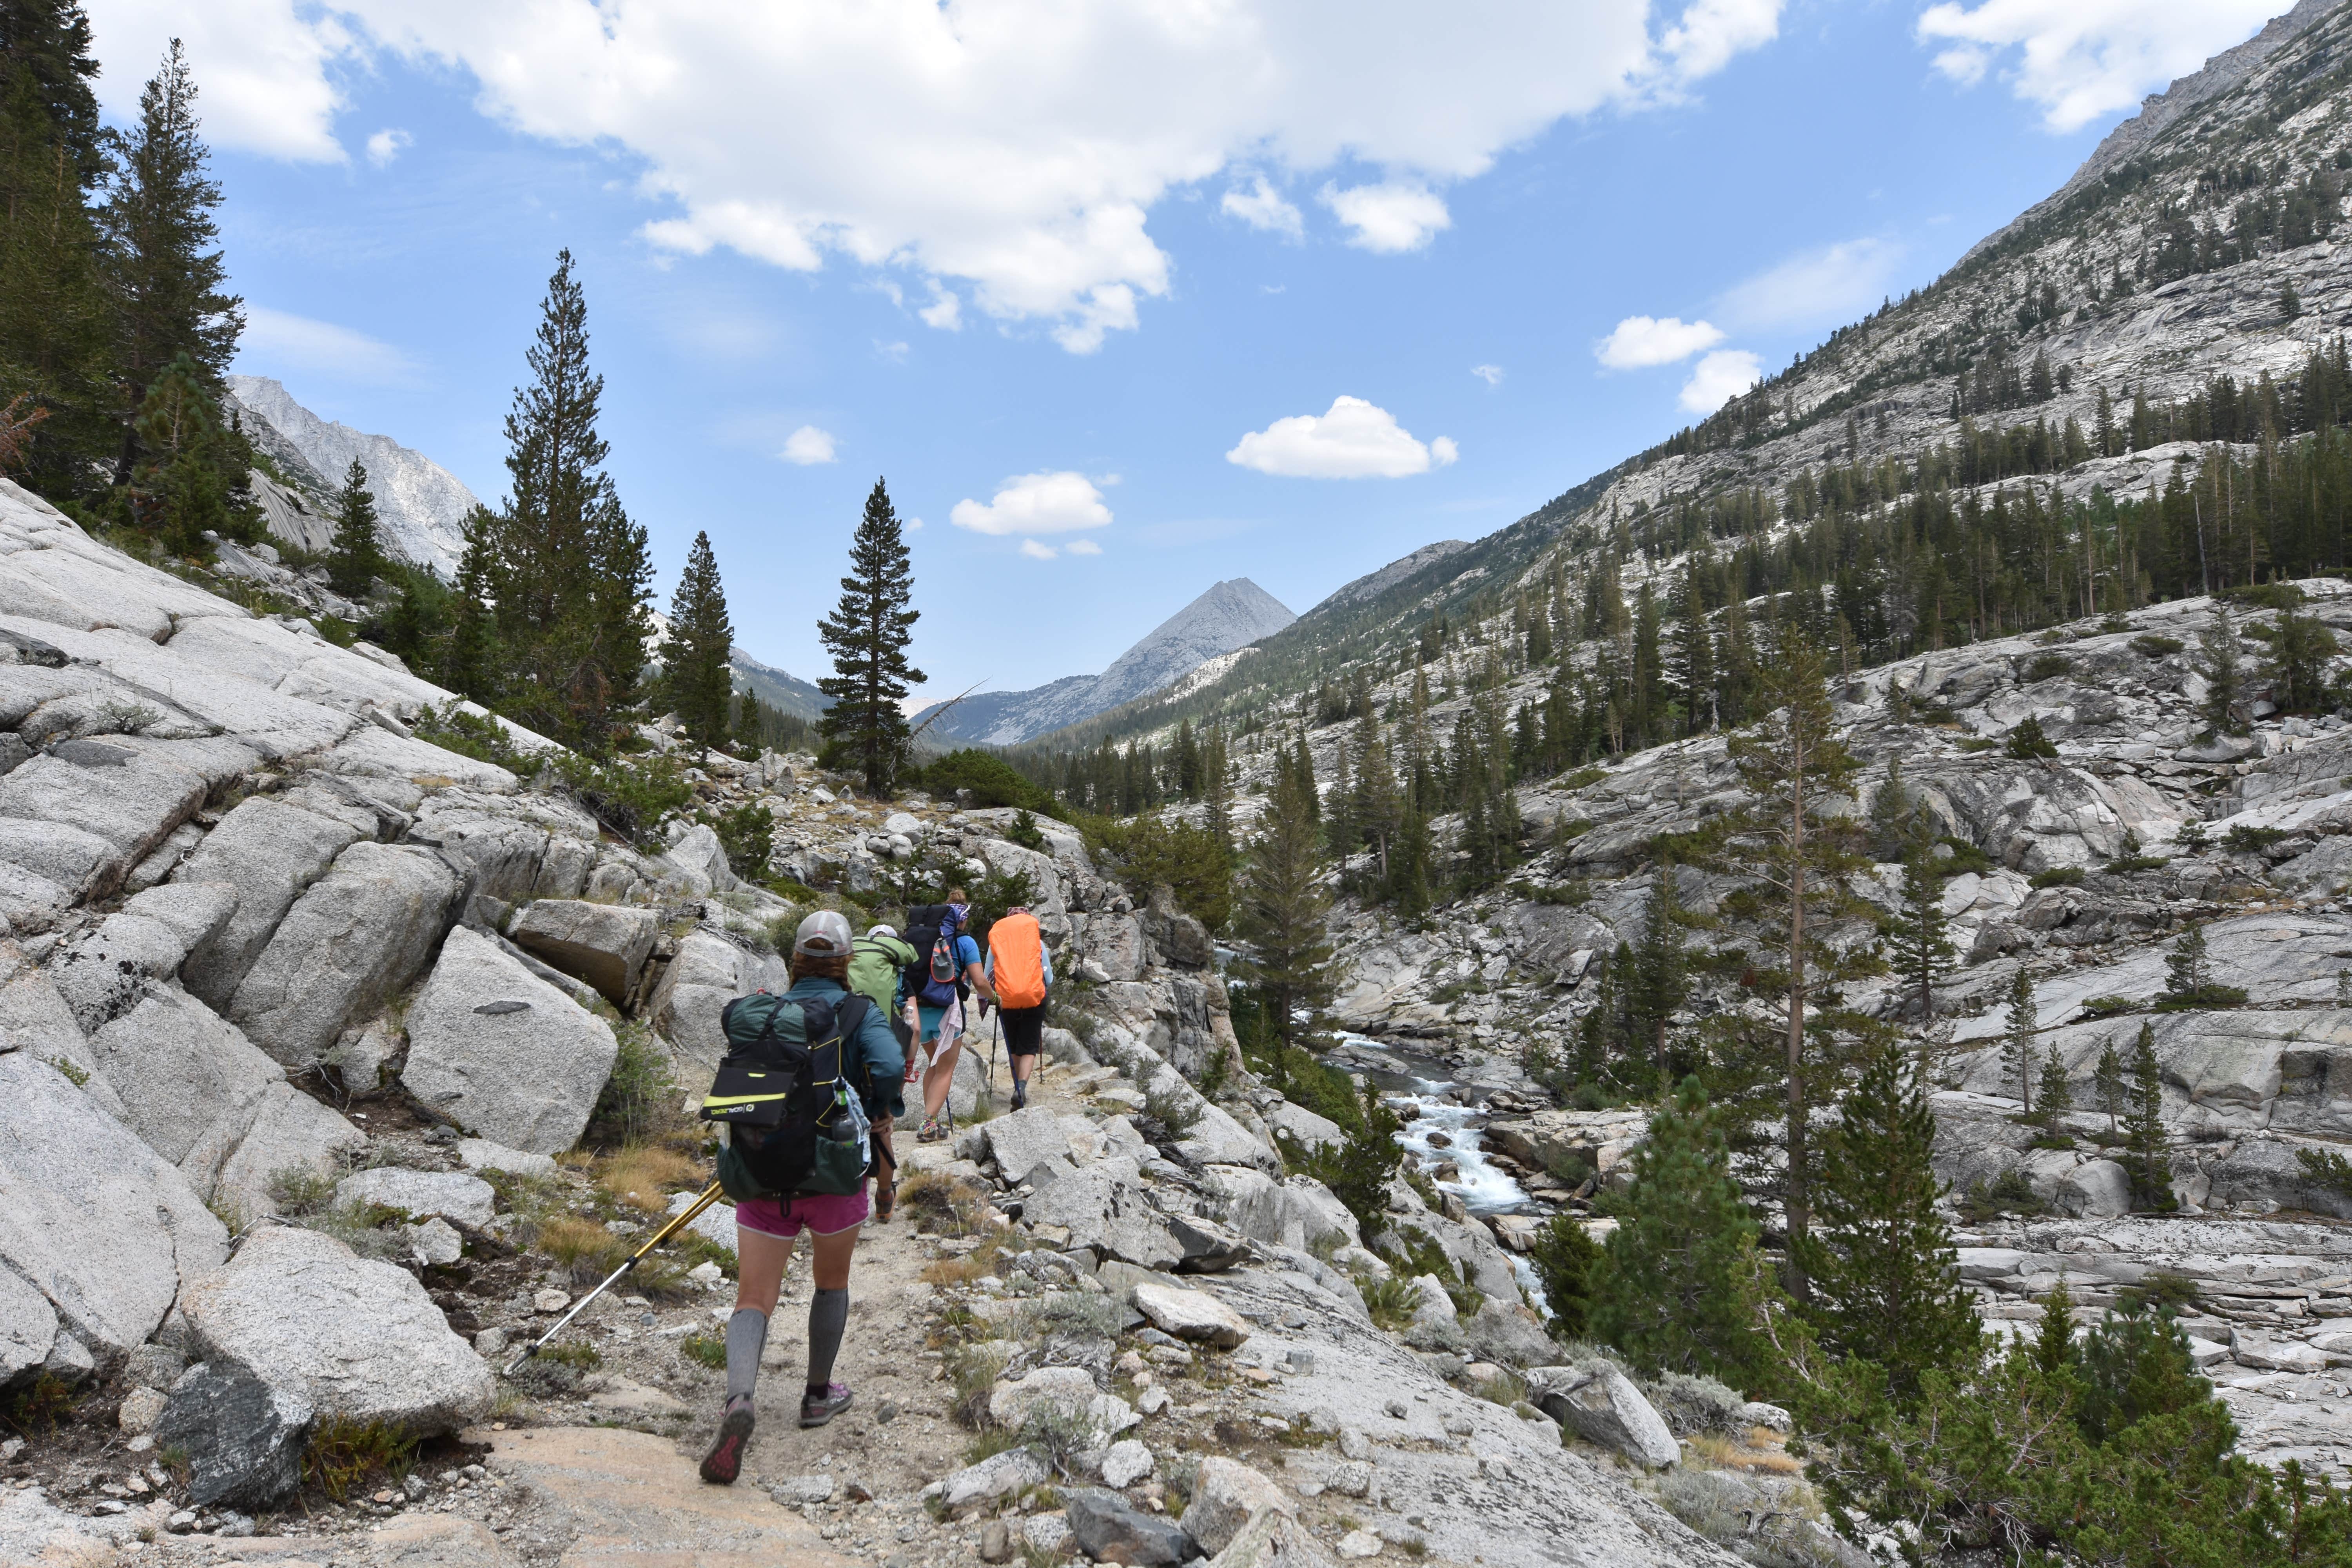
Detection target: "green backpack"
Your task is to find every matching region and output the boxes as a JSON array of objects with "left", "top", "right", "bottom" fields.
[
  {"left": 848, "top": 933, "right": 916, "bottom": 1020},
  {"left": 702, "top": 991, "right": 873, "bottom": 1203}
]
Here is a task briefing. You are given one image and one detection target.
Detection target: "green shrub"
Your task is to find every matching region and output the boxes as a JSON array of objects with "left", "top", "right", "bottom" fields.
[
  {"left": 2029, "top": 866, "right": 2085, "bottom": 889},
  {"left": 558, "top": 752, "right": 695, "bottom": 851},
  {"left": 2219, "top": 581, "right": 2306, "bottom": 611},
  {"left": 1956, "top": 1167, "right": 2047, "bottom": 1221},
  {"left": 2025, "top": 653, "right": 2072, "bottom": 683},
  {"left": 1083, "top": 814, "right": 1232, "bottom": 932},
  {"left": 587, "top": 1024, "right": 681, "bottom": 1148},
  {"left": 2131, "top": 633, "right": 2185, "bottom": 658},
  {"left": 1935, "top": 837, "right": 1996, "bottom": 876},
  {"left": 1527, "top": 1213, "right": 1599, "bottom": 1338},
  {"left": 2222, "top": 823, "right": 2290, "bottom": 855},
  {"left": 710, "top": 801, "right": 775, "bottom": 880},
  {"left": 1359, "top": 1274, "right": 1419, "bottom": 1332},
  {"left": 1956, "top": 737, "right": 1998, "bottom": 753},
  {"left": 2006, "top": 716, "right": 2060, "bottom": 759},
  {"left": 914, "top": 749, "right": 1057, "bottom": 812},
  {"left": 2079, "top": 995, "right": 2139, "bottom": 1018},
  {"left": 679, "top": 1332, "right": 727, "bottom": 1369},
  {"left": 304, "top": 1416, "right": 418, "bottom": 1502}
]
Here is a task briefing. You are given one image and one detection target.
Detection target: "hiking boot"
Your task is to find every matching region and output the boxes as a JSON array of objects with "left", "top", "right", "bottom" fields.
[
  {"left": 916, "top": 1116, "right": 946, "bottom": 1143},
  {"left": 1010, "top": 1082, "right": 1028, "bottom": 1111},
  {"left": 800, "top": 1383, "right": 853, "bottom": 1428},
  {"left": 699, "top": 1394, "right": 755, "bottom": 1485}
]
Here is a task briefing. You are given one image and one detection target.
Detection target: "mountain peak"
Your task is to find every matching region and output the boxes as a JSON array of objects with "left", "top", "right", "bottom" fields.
[
  {"left": 225, "top": 377, "right": 480, "bottom": 579},
  {"left": 917, "top": 577, "right": 1294, "bottom": 746}
]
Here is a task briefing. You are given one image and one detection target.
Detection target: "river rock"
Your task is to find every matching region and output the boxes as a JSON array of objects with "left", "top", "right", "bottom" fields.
[
  {"left": 1064, "top": 1487, "right": 1194, "bottom": 1567},
  {"left": 400, "top": 927, "right": 619, "bottom": 1155},
  {"left": 229, "top": 841, "right": 463, "bottom": 1068},
  {"left": 940, "top": 1446, "right": 1049, "bottom": 1510},
  {"left": 1132, "top": 1281, "right": 1250, "bottom": 1348},
  {"left": 334, "top": 1167, "right": 497, "bottom": 1230},
  {"left": 508, "top": 898, "right": 659, "bottom": 1005},
  {"left": 1180, "top": 1455, "right": 1293, "bottom": 1556},
  {"left": 1205, "top": 1510, "right": 1339, "bottom": 1568},
  {"left": 153, "top": 1356, "right": 313, "bottom": 1510},
  {"left": 175, "top": 796, "right": 363, "bottom": 1009},
  {"left": 1460, "top": 1298, "right": 1557, "bottom": 1369},
  {"left": 178, "top": 1224, "right": 494, "bottom": 1433},
  {"left": 1022, "top": 1166, "right": 1183, "bottom": 1270},
  {"left": 1525, "top": 1364, "right": 1678, "bottom": 1468}
]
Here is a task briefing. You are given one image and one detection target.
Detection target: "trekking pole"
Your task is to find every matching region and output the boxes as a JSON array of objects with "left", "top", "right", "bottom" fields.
[{"left": 505, "top": 1180, "right": 726, "bottom": 1377}]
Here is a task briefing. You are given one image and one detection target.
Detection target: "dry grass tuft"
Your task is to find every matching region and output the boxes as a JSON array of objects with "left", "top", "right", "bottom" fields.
[
  {"left": 1686, "top": 1430, "right": 1804, "bottom": 1475},
  {"left": 535, "top": 1214, "right": 631, "bottom": 1284},
  {"left": 597, "top": 1145, "right": 703, "bottom": 1212},
  {"left": 920, "top": 1237, "right": 1005, "bottom": 1288},
  {"left": 899, "top": 1170, "right": 993, "bottom": 1238}
]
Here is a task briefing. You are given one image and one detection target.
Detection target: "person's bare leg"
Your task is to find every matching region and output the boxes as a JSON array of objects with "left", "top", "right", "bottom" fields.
[
  {"left": 922, "top": 1035, "right": 964, "bottom": 1124},
  {"left": 704, "top": 1222, "right": 795, "bottom": 1483},
  {"left": 800, "top": 1223, "right": 863, "bottom": 1426}
]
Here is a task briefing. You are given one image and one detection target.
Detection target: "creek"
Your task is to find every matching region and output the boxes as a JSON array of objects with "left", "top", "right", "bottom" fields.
[{"left": 1331, "top": 1033, "right": 1533, "bottom": 1216}]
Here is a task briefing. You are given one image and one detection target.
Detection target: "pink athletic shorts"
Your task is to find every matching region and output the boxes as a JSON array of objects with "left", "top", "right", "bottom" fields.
[{"left": 734, "top": 1186, "right": 870, "bottom": 1240}]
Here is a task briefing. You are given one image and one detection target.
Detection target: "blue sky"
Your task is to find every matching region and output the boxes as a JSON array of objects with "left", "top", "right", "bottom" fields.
[{"left": 81, "top": 0, "right": 2288, "bottom": 701}]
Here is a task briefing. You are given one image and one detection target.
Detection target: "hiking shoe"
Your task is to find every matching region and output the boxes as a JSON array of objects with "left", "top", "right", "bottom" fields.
[
  {"left": 699, "top": 1395, "right": 755, "bottom": 1485},
  {"left": 1011, "top": 1082, "right": 1028, "bottom": 1111},
  {"left": 916, "top": 1116, "right": 946, "bottom": 1143},
  {"left": 800, "top": 1383, "right": 853, "bottom": 1428}
]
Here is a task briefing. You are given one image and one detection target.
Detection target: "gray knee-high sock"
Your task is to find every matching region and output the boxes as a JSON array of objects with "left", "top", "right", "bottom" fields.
[
  {"left": 806, "top": 1289, "right": 849, "bottom": 1392},
  {"left": 725, "top": 1308, "right": 767, "bottom": 1401}
]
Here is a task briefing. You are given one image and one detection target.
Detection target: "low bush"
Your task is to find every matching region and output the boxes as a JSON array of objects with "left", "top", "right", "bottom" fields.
[
  {"left": 679, "top": 1332, "right": 727, "bottom": 1369},
  {"left": 304, "top": 1416, "right": 418, "bottom": 1502},
  {"left": 2131, "top": 633, "right": 2186, "bottom": 658},
  {"left": 2029, "top": 866, "right": 2085, "bottom": 889}
]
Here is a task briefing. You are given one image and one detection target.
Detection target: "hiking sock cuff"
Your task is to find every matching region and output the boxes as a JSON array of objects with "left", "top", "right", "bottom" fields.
[
  {"left": 807, "top": 1288, "right": 849, "bottom": 1391},
  {"left": 725, "top": 1308, "right": 768, "bottom": 1401}
]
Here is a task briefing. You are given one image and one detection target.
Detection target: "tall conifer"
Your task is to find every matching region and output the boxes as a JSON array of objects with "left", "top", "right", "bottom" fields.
[
  {"left": 467, "top": 251, "right": 651, "bottom": 751},
  {"left": 100, "top": 39, "right": 240, "bottom": 483},
  {"left": 668, "top": 529, "right": 735, "bottom": 759},
  {"left": 326, "top": 459, "right": 384, "bottom": 598},
  {"left": 1795, "top": 1040, "right": 1981, "bottom": 1402},
  {"left": 816, "top": 478, "right": 921, "bottom": 792}
]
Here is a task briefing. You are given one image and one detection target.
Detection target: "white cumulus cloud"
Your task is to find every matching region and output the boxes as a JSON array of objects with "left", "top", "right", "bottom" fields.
[
  {"left": 780, "top": 425, "right": 838, "bottom": 465},
  {"left": 85, "top": 0, "right": 354, "bottom": 161},
  {"left": 365, "top": 127, "right": 411, "bottom": 167},
  {"left": 93, "top": 2, "right": 1788, "bottom": 350},
  {"left": 951, "top": 471, "right": 1114, "bottom": 536},
  {"left": 1222, "top": 176, "right": 1304, "bottom": 240},
  {"left": 1066, "top": 537, "right": 1102, "bottom": 555},
  {"left": 1679, "top": 348, "right": 1762, "bottom": 414},
  {"left": 1320, "top": 181, "right": 1451, "bottom": 253},
  {"left": 1716, "top": 237, "right": 1905, "bottom": 331},
  {"left": 236, "top": 305, "right": 420, "bottom": 386},
  {"left": 1916, "top": 0, "right": 2279, "bottom": 132},
  {"left": 918, "top": 288, "right": 962, "bottom": 332},
  {"left": 1594, "top": 315, "right": 1723, "bottom": 370},
  {"left": 1019, "top": 539, "right": 1058, "bottom": 560},
  {"left": 1227, "top": 396, "right": 1456, "bottom": 479},
  {"left": 1471, "top": 364, "right": 1504, "bottom": 386}
]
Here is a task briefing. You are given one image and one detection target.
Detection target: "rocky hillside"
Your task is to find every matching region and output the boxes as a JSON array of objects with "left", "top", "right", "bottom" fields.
[
  {"left": 1035, "top": 0, "right": 2352, "bottom": 757},
  {"left": 0, "top": 476, "right": 1805, "bottom": 1568},
  {"left": 227, "top": 377, "right": 480, "bottom": 580},
  {"left": 920, "top": 579, "right": 1295, "bottom": 747}
]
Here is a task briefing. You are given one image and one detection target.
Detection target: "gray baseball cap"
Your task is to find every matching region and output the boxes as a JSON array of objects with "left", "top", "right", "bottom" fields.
[{"left": 794, "top": 909, "right": 854, "bottom": 956}]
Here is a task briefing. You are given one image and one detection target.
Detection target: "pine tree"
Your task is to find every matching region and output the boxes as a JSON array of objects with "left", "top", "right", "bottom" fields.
[
  {"left": 2267, "top": 604, "right": 2338, "bottom": 713},
  {"left": 0, "top": 0, "right": 114, "bottom": 495},
  {"left": 2094, "top": 1038, "right": 2127, "bottom": 1139},
  {"left": 467, "top": 251, "right": 652, "bottom": 752},
  {"left": 1866, "top": 756, "right": 1924, "bottom": 860},
  {"left": 2005, "top": 715, "right": 2059, "bottom": 759},
  {"left": 1528, "top": 1213, "right": 1601, "bottom": 1338},
  {"left": 124, "top": 353, "right": 256, "bottom": 557},
  {"left": 1795, "top": 1040, "right": 1982, "bottom": 1402},
  {"left": 1891, "top": 851, "right": 1956, "bottom": 1020},
  {"left": 2163, "top": 921, "right": 2209, "bottom": 1002},
  {"left": 2005, "top": 968, "right": 2038, "bottom": 1120},
  {"left": 326, "top": 459, "right": 384, "bottom": 599},
  {"left": 1721, "top": 628, "right": 1867, "bottom": 1289},
  {"left": 1588, "top": 1077, "right": 1769, "bottom": 1384},
  {"left": 814, "top": 478, "right": 922, "bottom": 792},
  {"left": 1626, "top": 864, "right": 1688, "bottom": 1084},
  {"left": 668, "top": 530, "right": 735, "bottom": 760},
  {"left": 2282, "top": 278, "right": 2303, "bottom": 321},
  {"left": 2035, "top": 1044, "right": 2073, "bottom": 1135},
  {"left": 2123, "top": 1022, "right": 2176, "bottom": 1212},
  {"left": 2196, "top": 608, "right": 2245, "bottom": 737},
  {"left": 1388, "top": 790, "right": 1432, "bottom": 918},
  {"left": 1236, "top": 743, "right": 1335, "bottom": 1085},
  {"left": 99, "top": 39, "right": 241, "bottom": 485},
  {"left": 2030, "top": 1273, "right": 2077, "bottom": 1378},
  {"left": 441, "top": 519, "right": 499, "bottom": 706}
]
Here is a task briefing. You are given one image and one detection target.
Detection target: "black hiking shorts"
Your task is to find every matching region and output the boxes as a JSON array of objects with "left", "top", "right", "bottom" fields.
[{"left": 1000, "top": 1004, "right": 1045, "bottom": 1058}]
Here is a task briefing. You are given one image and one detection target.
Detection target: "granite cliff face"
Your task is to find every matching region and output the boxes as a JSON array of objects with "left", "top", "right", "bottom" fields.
[
  {"left": 225, "top": 377, "right": 479, "bottom": 580},
  {"left": 919, "top": 577, "right": 1295, "bottom": 746}
]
